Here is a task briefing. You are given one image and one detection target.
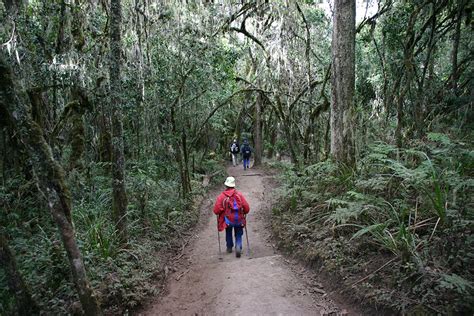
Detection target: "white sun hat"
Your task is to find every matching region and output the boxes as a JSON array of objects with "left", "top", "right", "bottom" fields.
[{"left": 224, "top": 176, "right": 236, "bottom": 187}]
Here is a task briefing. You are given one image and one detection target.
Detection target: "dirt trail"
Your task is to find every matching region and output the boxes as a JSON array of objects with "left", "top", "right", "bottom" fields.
[{"left": 140, "top": 165, "right": 352, "bottom": 315}]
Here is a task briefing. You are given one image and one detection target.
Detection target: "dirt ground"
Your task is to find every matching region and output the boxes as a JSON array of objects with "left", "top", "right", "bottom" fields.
[{"left": 139, "top": 165, "right": 359, "bottom": 316}]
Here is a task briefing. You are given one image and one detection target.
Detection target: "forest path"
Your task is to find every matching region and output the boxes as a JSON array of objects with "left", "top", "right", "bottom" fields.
[{"left": 140, "top": 164, "right": 351, "bottom": 316}]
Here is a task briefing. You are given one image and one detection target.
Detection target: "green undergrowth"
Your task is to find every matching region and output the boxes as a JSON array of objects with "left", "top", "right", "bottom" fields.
[
  {"left": 270, "top": 134, "right": 473, "bottom": 315},
  {"left": 0, "top": 156, "right": 224, "bottom": 315}
]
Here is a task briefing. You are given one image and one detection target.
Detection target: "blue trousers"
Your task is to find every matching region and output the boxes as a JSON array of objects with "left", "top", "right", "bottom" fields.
[
  {"left": 243, "top": 157, "right": 250, "bottom": 169},
  {"left": 226, "top": 226, "right": 243, "bottom": 250}
]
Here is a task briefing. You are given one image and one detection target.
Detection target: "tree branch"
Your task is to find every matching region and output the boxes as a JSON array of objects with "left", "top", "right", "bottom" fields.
[
  {"left": 356, "top": 0, "right": 393, "bottom": 34},
  {"left": 191, "top": 88, "right": 266, "bottom": 146},
  {"left": 230, "top": 15, "right": 266, "bottom": 53},
  {"left": 288, "top": 79, "right": 324, "bottom": 113}
]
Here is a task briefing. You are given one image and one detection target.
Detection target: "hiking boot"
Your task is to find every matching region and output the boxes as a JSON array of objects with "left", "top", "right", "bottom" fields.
[
  {"left": 226, "top": 247, "right": 232, "bottom": 253},
  {"left": 236, "top": 248, "right": 241, "bottom": 258}
]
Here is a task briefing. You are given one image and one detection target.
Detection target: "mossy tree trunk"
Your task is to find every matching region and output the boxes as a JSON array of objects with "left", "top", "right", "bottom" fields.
[
  {"left": 109, "top": 0, "right": 128, "bottom": 243},
  {"left": 330, "top": 0, "right": 355, "bottom": 166},
  {"left": 450, "top": 0, "right": 466, "bottom": 95},
  {"left": 182, "top": 128, "right": 192, "bottom": 195},
  {"left": 234, "top": 102, "right": 244, "bottom": 142},
  {"left": 253, "top": 92, "right": 263, "bottom": 166},
  {"left": 265, "top": 110, "right": 277, "bottom": 160},
  {"left": 0, "top": 54, "right": 102, "bottom": 316}
]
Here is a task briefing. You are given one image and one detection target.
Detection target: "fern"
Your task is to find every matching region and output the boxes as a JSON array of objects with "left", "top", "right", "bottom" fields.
[
  {"left": 427, "top": 132, "right": 452, "bottom": 145},
  {"left": 438, "top": 273, "right": 474, "bottom": 294},
  {"left": 350, "top": 223, "right": 387, "bottom": 240},
  {"left": 325, "top": 203, "right": 368, "bottom": 225}
]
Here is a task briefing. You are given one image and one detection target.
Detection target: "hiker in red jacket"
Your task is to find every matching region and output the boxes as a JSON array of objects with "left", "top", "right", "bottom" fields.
[{"left": 213, "top": 176, "right": 250, "bottom": 258}]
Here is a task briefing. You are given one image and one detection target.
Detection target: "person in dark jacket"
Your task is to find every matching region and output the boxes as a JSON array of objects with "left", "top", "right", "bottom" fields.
[
  {"left": 213, "top": 177, "right": 250, "bottom": 258},
  {"left": 240, "top": 139, "right": 252, "bottom": 170}
]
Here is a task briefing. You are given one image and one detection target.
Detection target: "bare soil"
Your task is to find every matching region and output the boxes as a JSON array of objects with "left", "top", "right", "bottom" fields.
[{"left": 139, "top": 165, "right": 359, "bottom": 316}]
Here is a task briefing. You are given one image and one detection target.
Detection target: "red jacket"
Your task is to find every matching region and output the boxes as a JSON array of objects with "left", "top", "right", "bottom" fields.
[{"left": 213, "top": 188, "right": 250, "bottom": 231}]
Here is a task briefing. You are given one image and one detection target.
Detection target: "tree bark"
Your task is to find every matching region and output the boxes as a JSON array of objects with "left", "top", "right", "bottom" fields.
[
  {"left": 324, "top": 116, "right": 330, "bottom": 161},
  {"left": 234, "top": 102, "right": 244, "bottom": 141},
  {"left": 274, "top": 95, "right": 299, "bottom": 165},
  {"left": 394, "top": 4, "right": 422, "bottom": 147},
  {"left": 68, "top": 108, "right": 85, "bottom": 171},
  {"left": 99, "top": 108, "right": 113, "bottom": 164},
  {"left": 266, "top": 112, "right": 277, "bottom": 159},
  {"left": 0, "top": 233, "right": 40, "bottom": 315},
  {"left": 413, "top": 3, "right": 437, "bottom": 139},
  {"left": 330, "top": 0, "right": 356, "bottom": 166},
  {"left": 182, "top": 128, "right": 192, "bottom": 195},
  {"left": 450, "top": 0, "right": 464, "bottom": 94},
  {"left": 253, "top": 92, "right": 263, "bottom": 166},
  {"left": 109, "top": 0, "right": 128, "bottom": 243},
  {"left": 0, "top": 54, "right": 102, "bottom": 316}
]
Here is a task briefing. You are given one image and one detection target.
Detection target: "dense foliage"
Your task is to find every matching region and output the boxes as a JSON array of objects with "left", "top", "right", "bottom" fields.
[
  {"left": 272, "top": 135, "right": 473, "bottom": 313},
  {"left": 0, "top": 0, "right": 472, "bottom": 314}
]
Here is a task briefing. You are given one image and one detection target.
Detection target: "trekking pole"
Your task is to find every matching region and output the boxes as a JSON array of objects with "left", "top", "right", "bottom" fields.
[
  {"left": 244, "top": 215, "right": 251, "bottom": 257},
  {"left": 217, "top": 215, "right": 223, "bottom": 260}
]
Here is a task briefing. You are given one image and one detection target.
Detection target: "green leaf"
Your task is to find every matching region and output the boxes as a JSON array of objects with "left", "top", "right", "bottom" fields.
[{"left": 350, "top": 223, "right": 387, "bottom": 241}]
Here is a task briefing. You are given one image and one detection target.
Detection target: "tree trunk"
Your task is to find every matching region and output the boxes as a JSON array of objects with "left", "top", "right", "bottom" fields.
[
  {"left": 283, "top": 120, "right": 298, "bottom": 166},
  {"left": 28, "top": 89, "right": 48, "bottom": 133},
  {"left": 170, "top": 103, "right": 190, "bottom": 198},
  {"left": 68, "top": 88, "right": 90, "bottom": 171},
  {"left": 330, "top": 0, "right": 355, "bottom": 166},
  {"left": 275, "top": 96, "right": 299, "bottom": 165},
  {"left": 68, "top": 109, "right": 85, "bottom": 170},
  {"left": 109, "top": 0, "right": 128, "bottom": 243},
  {"left": 324, "top": 117, "right": 330, "bottom": 161},
  {"left": 253, "top": 92, "right": 263, "bottom": 166},
  {"left": 0, "top": 54, "right": 102, "bottom": 316},
  {"left": 0, "top": 122, "right": 23, "bottom": 182},
  {"left": 303, "top": 120, "right": 314, "bottom": 163},
  {"left": 0, "top": 233, "right": 40, "bottom": 315},
  {"left": 234, "top": 102, "right": 244, "bottom": 142},
  {"left": 266, "top": 112, "right": 277, "bottom": 159},
  {"left": 182, "top": 128, "right": 192, "bottom": 195},
  {"left": 1, "top": 127, "right": 5, "bottom": 183},
  {"left": 414, "top": 3, "right": 437, "bottom": 139},
  {"left": 99, "top": 109, "right": 113, "bottom": 163},
  {"left": 450, "top": 0, "right": 464, "bottom": 94}
]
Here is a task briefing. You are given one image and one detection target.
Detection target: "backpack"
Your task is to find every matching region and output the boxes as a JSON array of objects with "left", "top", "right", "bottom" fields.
[
  {"left": 242, "top": 144, "right": 251, "bottom": 157},
  {"left": 222, "top": 193, "right": 244, "bottom": 227},
  {"left": 230, "top": 143, "right": 239, "bottom": 154}
]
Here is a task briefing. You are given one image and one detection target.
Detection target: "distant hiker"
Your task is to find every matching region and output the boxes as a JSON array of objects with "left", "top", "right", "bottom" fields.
[
  {"left": 213, "top": 176, "right": 250, "bottom": 258},
  {"left": 230, "top": 139, "right": 240, "bottom": 167},
  {"left": 241, "top": 139, "right": 252, "bottom": 170}
]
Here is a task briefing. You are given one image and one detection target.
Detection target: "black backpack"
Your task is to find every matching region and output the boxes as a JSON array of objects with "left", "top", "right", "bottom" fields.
[{"left": 242, "top": 144, "right": 251, "bottom": 156}]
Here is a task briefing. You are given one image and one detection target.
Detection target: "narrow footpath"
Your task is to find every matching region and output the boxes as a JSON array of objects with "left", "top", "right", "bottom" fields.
[{"left": 140, "top": 165, "right": 354, "bottom": 315}]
